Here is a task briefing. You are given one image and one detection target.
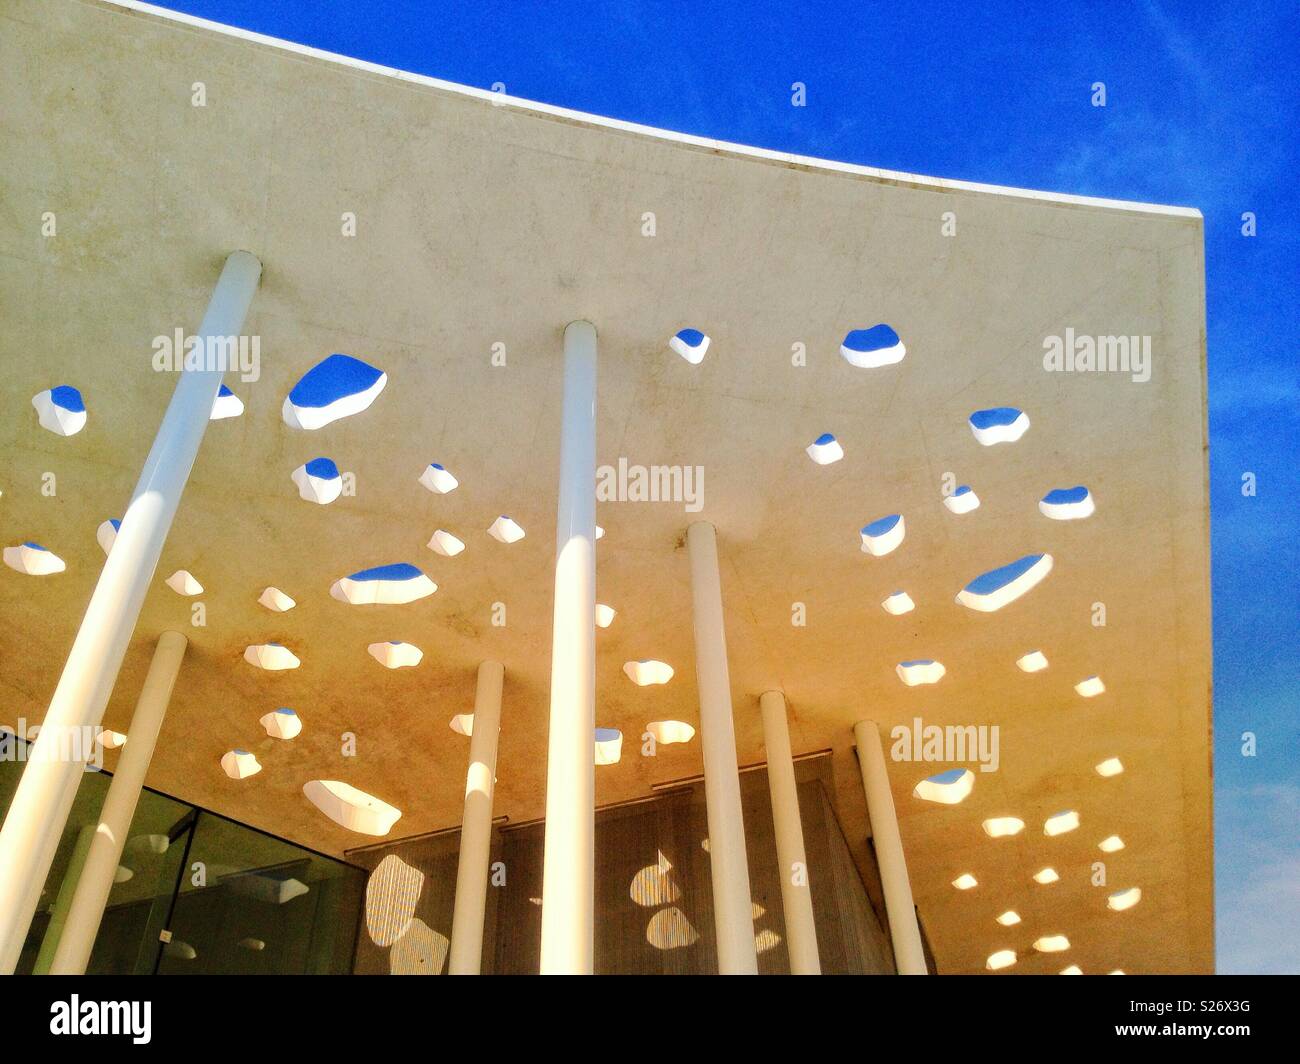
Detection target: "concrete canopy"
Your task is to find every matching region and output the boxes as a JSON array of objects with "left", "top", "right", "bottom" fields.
[{"left": 0, "top": 0, "right": 1211, "bottom": 973}]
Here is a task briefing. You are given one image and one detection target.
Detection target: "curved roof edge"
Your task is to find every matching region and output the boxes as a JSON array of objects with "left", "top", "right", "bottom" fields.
[{"left": 100, "top": 0, "right": 1201, "bottom": 220}]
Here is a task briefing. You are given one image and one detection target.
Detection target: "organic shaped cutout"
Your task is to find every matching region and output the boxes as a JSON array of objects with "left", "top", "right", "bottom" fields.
[
  {"left": 1059, "top": 965, "right": 1083, "bottom": 975},
  {"left": 806, "top": 432, "right": 843, "bottom": 465},
  {"left": 390, "top": 917, "right": 449, "bottom": 975},
  {"left": 623, "top": 660, "right": 674, "bottom": 686},
  {"left": 882, "top": 590, "right": 915, "bottom": 615},
  {"left": 1095, "top": 757, "right": 1124, "bottom": 777},
  {"left": 996, "top": 910, "right": 1021, "bottom": 927},
  {"left": 292, "top": 457, "right": 342, "bottom": 505},
  {"left": 630, "top": 851, "right": 680, "bottom": 907},
  {"left": 427, "top": 530, "right": 465, "bottom": 557},
  {"left": 303, "top": 779, "right": 402, "bottom": 836},
  {"left": 419, "top": 463, "right": 459, "bottom": 494},
  {"left": 97, "top": 519, "right": 121, "bottom": 555},
  {"left": 113, "top": 865, "right": 134, "bottom": 884},
  {"left": 969, "top": 406, "right": 1029, "bottom": 446},
  {"left": 260, "top": 707, "right": 301, "bottom": 740},
  {"left": 1098, "top": 835, "right": 1125, "bottom": 853},
  {"left": 165, "top": 569, "right": 203, "bottom": 596},
  {"left": 986, "top": 949, "right": 1017, "bottom": 971},
  {"left": 1016, "top": 650, "right": 1049, "bottom": 673},
  {"left": 646, "top": 907, "right": 700, "bottom": 949},
  {"left": 366, "top": 853, "right": 425, "bottom": 947},
  {"left": 1039, "top": 485, "right": 1095, "bottom": 521},
  {"left": 283, "top": 353, "right": 387, "bottom": 430},
  {"left": 1108, "top": 887, "right": 1142, "bottom": 912},
  {"left": 368, "top": 641, "right": 423, "bottom": 669},
  {"left": 594, "top": 727, "right": 623, "bottom": 765},
  {"left": 952, "top": 873, "right": 978, "bottom": 891},
  {"left": 595, "top": 604, "right": 617, "bottom": 629},
  {"left": 331, "top": 563, "right": 436, "bottom": 605},
  {"left": 1033, "top": 934, "right": 1070, "bottom": 953},
  {"left": 243, "top": 643, "right": 300, "bottom": 671},
  {"left": 97, "top": 730, "right": 127, "bottom": 750},
  {"left": 956, "top": 553, "right": 1053, "bottom": 612},
  {"left": 860, "top": 514, "right": 905, "bottom": 556},
  {"left": 1033, "top": 867, "right": 1060, "bottom": 885},
  {"left": 896, "top": 659, "right": 946, "bottom": 686},
  {"left": 210, "top": 384, "right": 244, "bottom": 420},
  {"left": 258, "top": 586, "right": 296, "bottom": 612},
  {"left": 32, "top": 385, "right": 86, "bottom": 436},
  {"left": 982, "top": 817, "right": 1025, "bottom": 838},
  {"left": 3, "top": 542, "right": 66, "bottom": 575},
  {"left": 669, "top": 328, "right": 710, "bottom": 365},
  {"left": 221, "top": 749, "right": 261, "bottom": 780},
  {"left": 1108, "top": 969, "right": 1126, "bottom": 975},
  {"left": 944, "top": 485, "right": 980, "bottom": 514},
  {"left": 913, "top": 767, "right": 974, "bottom": 804},
  {"left": 646, "top": 720, "right": 695, "bottom": 745},
  {"left": 487, "top": 515, "right": 525, "bottom": 543},
  {"left": 840, "top": 324, "right": 905, "bottom": 368},
  {"left": 1075, "top": 675, "right": 1106, "bottom": 698},
  {"left": 238, "top": 938, "right": 266, "bottom": 952},
  {"left": 449, "top": 713, "right": 474, "bottom": 736},
  {"left": 1044, "top": 810, "right": 1080, "bottom": 836},
  {"left": 595, "top": 525, "right": 605, "bottom": 540}
]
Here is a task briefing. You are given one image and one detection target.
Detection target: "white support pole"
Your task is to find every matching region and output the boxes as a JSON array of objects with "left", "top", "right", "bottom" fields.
[
  {"left": 759, "top": 690, "right": 821, "bottom": 975},
  {"left": 448, "top": 659, "right": 505, "bottom": 975},
  {"left": 686, "top": 521, "right": 758, "bottom": 975},
  {"left": 32, "top": 824, "right": 96, "bottom": 975},
  {"left": 0, "top": 251, "right": 261, "bottom": 972},
  {"left": 539, "top": 320, "right": 597, "bottom": 975},
  {"left": 853, "top": 719, "right": 928, "bottom": 975},
  {"left": 48, "top": 630, "right": 188, "bottom": 975}
]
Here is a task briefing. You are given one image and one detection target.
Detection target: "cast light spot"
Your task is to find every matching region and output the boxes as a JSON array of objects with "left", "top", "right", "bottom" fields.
[
  {"left": 3, "top": 542, "right": 66, "bottom": 576},
  {"left": 1016, "top": 650, "right": 1049, "bottom": 673},
  {"left": 755, "top": 928, "right": 782, "bottom": 954},
  {"left": 164, "top": 940, "right": 197, "bottom": 961},
  {"left": 806, "top": 432, "right": 843, "bottom": 465},
  {"left": 165, "top": 569, "right": 203, "bottom": 596},
  {"left": 860, "top": 514, "right": 905, "bottom": 556},
  {"left": 595, "top": 603, "right": 617, "bottom": 629},
  {"left": 96, "top": 519, "right": 121, "bottom": 556},
  {"left": 1075, "top": 675, "right": 1106, "bottom": 698},
  {"left": 1059, "top": 965, "right": 1083, "bottom": 975},
  {"left": 390, "top": 918, "right": 449, "bottom": 975},
  {"left": 1095, "top": 756, "right": 1124, "bottom": 777},
  {"left": 986, "top": 949, "right": 1017, "bottom": 971},
  {"left": 1108, "top": 886, "right": 1142, "bottom": 912},
  {"left": 366, "top": 853, "right": 425, "bottom": 947},
  {"left": 956, "top": 552, "right": 1053, "bottom": 612},
  {"left": 487, "top": 516, "right": 525, "bottom": 544},
  {"left": 258, "top": 586, "right": 296, "bottom": 612},
  {"left": 331, "top": 562, "right": 436, "bottom": 605},
  {"left": 1108, "top": 969, "right": 1126, "bottom": 975},
  {"left": 983, "top": 817, "right": 1025, "bottom": 838},
  {"left": 126, "top": 834, "right": 169, "bottom": 855},
  {"left": 881, "top": 590, "right": 915, "bottom": 615},
  {"left": 1098, "top": 835, "right": 1125, "bottom": 853},
  {"left": 896, "top": 659, "right": 946, "bottom": 686},
  {"left": 210, "top": 384, "right": 244, "bottom": 420},
  {"left": 32, "top": 385, "right": 87, "bottom": 436},
  {"left": 646, "top": 720, "right": 695, "bottom": 745},
  {"left": 243, "top": 643, "right": 301, "bottom": 671},
  {"left": 669, "top": 328, "right": 710, "bottom": 365},
  {"left": 1034, "top": 867, "right": 1060, "bottom": 885},
  {"left": 226, "top": 871, "right": 309, "bottom": 905},
  {"left": 630, "top": 851, "right": 680, "bottom": 907},
  {"left": 944, "top": 484, "right": 980, "bottom": 514},
  {"left": 238, "top": 938, "right": 266, "bottom": 952},
  {"left": 594, "top": 727, "right": 623, "bottom": 765},
  {"left": 840, "top": 324, "right": 905, "bottom": 368},
  {"left": 646, "top": 907, "right": 701, "bottom": 951},
  {"left": 260, "top": 707, "right": 301, "bottom": 740},
  {"left": 114, "top": 866, "right": 133, "bottom": 884},
  {"left": 282, "top": 353, "right": 386, "bottom": 430},
  {"left": 996, "top": 910, "right": 1021, "bottom": 927},
  {"left": 449, "top": 714, "right": 474, "bottom": 736},
  {"left": 419, "top": 463, "right": 459, "bottom": 495},
  {"left": 97, "top": 729, "right": 127, "bottom": 750},
  {"left": 221, "top": 749, "right": 261, "bottom": 780},
  {"left": 913, "top": 767, "right": 974, "bottom": 804},
  {"left": 304, "top": 779, "right": 402, "bottom": 836},
  {"left": 368, "top": 641, "right": 423, "bottom": 669},
  {"left": 1033, "top": 934, "right": 1070, "bottom": 953},
  {"left": 1040, "top": 485, "right": 1095, "bottom": 520},
  {"left": 427, "top": 529, "right": 465, "bottom": 557},
  {"left": 1044, "top": 810, "right": 1080, "bottom": 836},
  {"left": 952, "top": 873, "right": 978, "bottom": 891},
  {"left": 623, "top": 660, "right": 674, "bottom": 686},
  {"left": 968, "top": 406, "right": 1029, "bottom": 446},
  {"left": 291, "top": 457, "right": 342, "bottom": 505}
]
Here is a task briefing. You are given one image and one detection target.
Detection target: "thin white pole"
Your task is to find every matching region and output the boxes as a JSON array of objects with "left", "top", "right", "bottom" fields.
[
  {"left": 48, "top": 630, "right": 188, "bottom": 975},
  {"left": 686, "top": 521, "right": 758, "bottom": 974},
  {"left": 448, "top": 660, "right": 505, "bottom": 975},
  {"left": 32, "top": 824, "right": 96, "bottom": 974},
  {"left": 853, "top": 719, "right": 928, "bottom": 974},
  {"left": 0, "top": 251, "right": 261, "bottom": 971},
  {"left": 539, "top": 320, "right": 597, "bottom": 975},
  {"left": 759, "top": 690, "right": 821, "bottom": 974}
]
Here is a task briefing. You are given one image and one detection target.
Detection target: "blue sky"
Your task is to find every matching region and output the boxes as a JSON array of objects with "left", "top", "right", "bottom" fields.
[{"left": 154, "top": 0, "right": 1299, "bottom": 972}]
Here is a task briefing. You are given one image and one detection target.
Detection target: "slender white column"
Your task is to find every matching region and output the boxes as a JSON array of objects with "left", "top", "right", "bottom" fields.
[
  {"left": 0, "top": 251, "right": 261, "bottom": 972},
  {"left": 539, "top": 320, "right": 597, "bottom": 975},
  {"left": 853, "top": 719, "right": 928, "bottom": 975},
  {"left": 759, "top": 690, "right": 821, "bottom": 975},
  {"left": 686, "top": 521, "right": 758, "bottom": 975},
  {"left": 49, "top": 631, "right": 187, "bottom": 975},
  {"left": 448, "top": 660, "right": 505, "bottom": 975},
  {"left": 32, "top": 824, "right": 96, "bottom": 974}
]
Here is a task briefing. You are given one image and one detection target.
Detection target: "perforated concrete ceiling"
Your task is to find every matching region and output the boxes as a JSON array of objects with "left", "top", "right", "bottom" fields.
[{"left": 0, "top": 0, "right": 1212, "bottom": 973}]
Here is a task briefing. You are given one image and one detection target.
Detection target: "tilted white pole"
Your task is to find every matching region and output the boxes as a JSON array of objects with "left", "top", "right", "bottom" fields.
[
  {"left": 448, "top": 659, "right": 505, "bottom": 975},
  {"left": 49, "top": 630, "right": 188, "bottom": 974},
  {"left": 686, "top": 521, "right": 758, "bottom": 975},
  {"left": 539, "top": 320, "right": 597, "bottom": 974},
  {"left": 759, "top": 690, "right": 821, "bottom": 974},
  {"left": 0, "top": 251, "right": 261, "bottom": 972},
  {"left": 853, "top": 719, "right": 928, "bottom": 974}
]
